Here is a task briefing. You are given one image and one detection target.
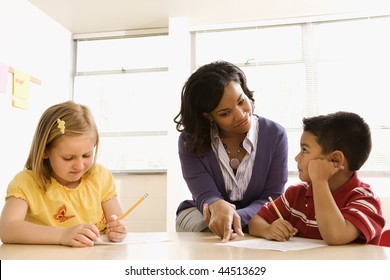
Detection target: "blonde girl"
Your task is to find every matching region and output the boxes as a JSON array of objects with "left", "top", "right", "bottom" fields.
[{"left": 0, "top": 101, "right": 127, "bottom": 247}]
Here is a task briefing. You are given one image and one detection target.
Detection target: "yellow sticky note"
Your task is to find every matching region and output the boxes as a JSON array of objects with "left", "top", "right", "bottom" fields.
[
  {"left": 13, "top": 69, "right": 30, "bottom": 100},
  {"left": 12, "top": 69, "right": 31, "bottom": 110}
]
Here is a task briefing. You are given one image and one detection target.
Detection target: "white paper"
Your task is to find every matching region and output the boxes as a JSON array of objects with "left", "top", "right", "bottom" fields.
[
  {"left": 219, "top": 237, "right": 327, "bottom": 252},
  {"left": 95, "top": 233, "right": 172, "bottom": 245}
]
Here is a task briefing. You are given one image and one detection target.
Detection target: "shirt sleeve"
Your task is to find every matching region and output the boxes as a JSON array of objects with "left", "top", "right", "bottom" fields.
[
  {"left": 257, "top": 185, "right": 296, "bottom": 224},
  {"left": 5, "top": 171, "right": 35, "bottom": 203},
  {"left": 178, "top": 133, "right": 225, "bottom": 213},
  {"left": 342, "top": 190, "right": 385, "bottom": 244},
  {"left": 93, "top": 164, "right": 117, "bottom": 203}
]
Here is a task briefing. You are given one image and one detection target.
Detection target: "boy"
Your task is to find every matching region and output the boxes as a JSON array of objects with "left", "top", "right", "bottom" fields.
[{"left": 248, "top": 111, "right": 385, "bottom": 245}]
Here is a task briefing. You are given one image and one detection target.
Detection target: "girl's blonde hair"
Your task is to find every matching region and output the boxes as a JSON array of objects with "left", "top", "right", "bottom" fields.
[{"left": 25, "top": 101, "right": 99, "bottom": 191}]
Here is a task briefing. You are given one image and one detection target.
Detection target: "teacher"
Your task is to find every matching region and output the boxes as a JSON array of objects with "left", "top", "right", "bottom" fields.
[{"left": 174, "top": 61, "right": 288, "bottom": 242}]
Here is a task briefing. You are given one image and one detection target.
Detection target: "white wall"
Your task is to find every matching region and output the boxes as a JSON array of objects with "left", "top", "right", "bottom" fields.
[
  {"left": 0, "top": 0, "right": 73, "bottom": 210},
  {"left": 165, "top": 17, "right": 192, "bottom": 232}
]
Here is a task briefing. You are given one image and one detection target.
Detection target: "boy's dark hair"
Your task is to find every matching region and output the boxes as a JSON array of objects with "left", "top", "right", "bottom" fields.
[{"left": 303, "top": 111, "right": 371, "bottom": 171}]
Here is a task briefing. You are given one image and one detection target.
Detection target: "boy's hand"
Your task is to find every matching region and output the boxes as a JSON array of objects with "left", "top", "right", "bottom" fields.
[
  {"left": 308, "top": 158, "right": 344, "bottom": 183},
  {"left": 267, "top": 219, "right": 298, "bottom": 241}
]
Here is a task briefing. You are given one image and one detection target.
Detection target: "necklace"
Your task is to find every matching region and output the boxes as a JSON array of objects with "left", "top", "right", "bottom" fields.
[{"left": 221, "top": 135, "right": 246, "bottom": 170}]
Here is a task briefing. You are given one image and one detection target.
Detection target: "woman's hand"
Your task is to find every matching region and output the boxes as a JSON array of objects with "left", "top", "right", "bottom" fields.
[{"left": 203, "top": 200, "right": 244, "bottom": 242}]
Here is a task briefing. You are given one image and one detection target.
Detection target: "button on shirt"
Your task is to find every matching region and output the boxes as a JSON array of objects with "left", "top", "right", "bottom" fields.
[{"left": 211, "top": 115, "right": 259, "bottom": 201}]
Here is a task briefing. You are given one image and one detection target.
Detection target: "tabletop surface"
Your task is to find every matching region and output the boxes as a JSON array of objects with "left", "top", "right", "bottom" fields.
[{"left": 1, "top": 232, "right": 389, "bottom": 260}]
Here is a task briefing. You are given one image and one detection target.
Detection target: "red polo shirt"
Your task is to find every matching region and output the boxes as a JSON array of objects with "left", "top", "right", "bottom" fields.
[{"left": 258, "top": 172, "right": 385, "bottom": 244}]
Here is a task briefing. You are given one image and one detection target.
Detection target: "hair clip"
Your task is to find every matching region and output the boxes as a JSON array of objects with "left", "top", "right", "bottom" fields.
[{"left": 57, "top": 118, "right": 65, "bottom": 134}]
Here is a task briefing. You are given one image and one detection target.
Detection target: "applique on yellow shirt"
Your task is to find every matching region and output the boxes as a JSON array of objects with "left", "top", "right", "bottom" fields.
[{"left": 53, "top": 205, "right": 76, "bottom": 223}]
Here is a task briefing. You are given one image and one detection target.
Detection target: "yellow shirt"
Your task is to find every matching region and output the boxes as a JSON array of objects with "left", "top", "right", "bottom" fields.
[{"left": 6, "top": 163, "right": 116, "bottom": 233}]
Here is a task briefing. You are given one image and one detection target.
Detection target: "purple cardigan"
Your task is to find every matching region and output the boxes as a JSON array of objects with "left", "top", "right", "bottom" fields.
[{"left": 176, "top": 115, "right": 288, "bottom": 230}]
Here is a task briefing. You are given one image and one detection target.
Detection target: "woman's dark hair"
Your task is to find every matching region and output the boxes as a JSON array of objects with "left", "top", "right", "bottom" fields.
[{"left": 174, "top": 61, "right": 254, "bottom": 156}]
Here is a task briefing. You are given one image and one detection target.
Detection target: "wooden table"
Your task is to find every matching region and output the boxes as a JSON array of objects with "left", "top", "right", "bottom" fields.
[{"left": 1, "top": 232, "right": 389, "bottom": 260}]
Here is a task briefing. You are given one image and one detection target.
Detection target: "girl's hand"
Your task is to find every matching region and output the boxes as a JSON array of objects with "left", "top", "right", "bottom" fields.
[
  {"left": 106, "top": 214, "right": 128, "bottom": 242},
  {"left": 60, "top": 224, "right": 100, "bottom": 247}
]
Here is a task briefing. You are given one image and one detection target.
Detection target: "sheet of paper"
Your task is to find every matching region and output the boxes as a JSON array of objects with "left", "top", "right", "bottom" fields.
[
  {"left": 95, "top": 233, "right": 173, "bottom": 245},
  {"left": 219, "top": 237, "right": 327, "bottom": 252}
]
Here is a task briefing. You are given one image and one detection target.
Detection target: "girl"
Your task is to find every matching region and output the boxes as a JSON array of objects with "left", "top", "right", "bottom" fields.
[{"left": 0, "top": 101, "right": 127, "bottom": 247}]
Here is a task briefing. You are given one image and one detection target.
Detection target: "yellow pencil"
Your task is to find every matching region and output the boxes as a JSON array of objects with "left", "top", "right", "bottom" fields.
[
  {"left": 118, "top": 193, "right": 148, "bottom": 220},
  {"left": 268, "top": 196, "right": 284, "bottom": 220},
  {"left": 106, "top": 193, "right": 148, "bottom": 233}
]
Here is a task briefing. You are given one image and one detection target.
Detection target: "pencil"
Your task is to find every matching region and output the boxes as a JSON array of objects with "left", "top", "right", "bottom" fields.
[
  {"left": 106, "top": 193, "right": 148, "bottom": 233},
  {"left": 268, "top": 196, "right": 284, "bottom": 220},
  {"left": 119, "top": 193, "right": 149, "bottom": 220}
]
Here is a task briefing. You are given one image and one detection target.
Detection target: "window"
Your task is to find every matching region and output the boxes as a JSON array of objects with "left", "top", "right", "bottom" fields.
[
  {"left": 193, "top": 17, "right": 390, "bottom": 173},
  {"left": 73, "top": 33, "right": 169, "bottom": 172},
  {"left": 73, "top": 16, "right": 390, "bottom": 174}
]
